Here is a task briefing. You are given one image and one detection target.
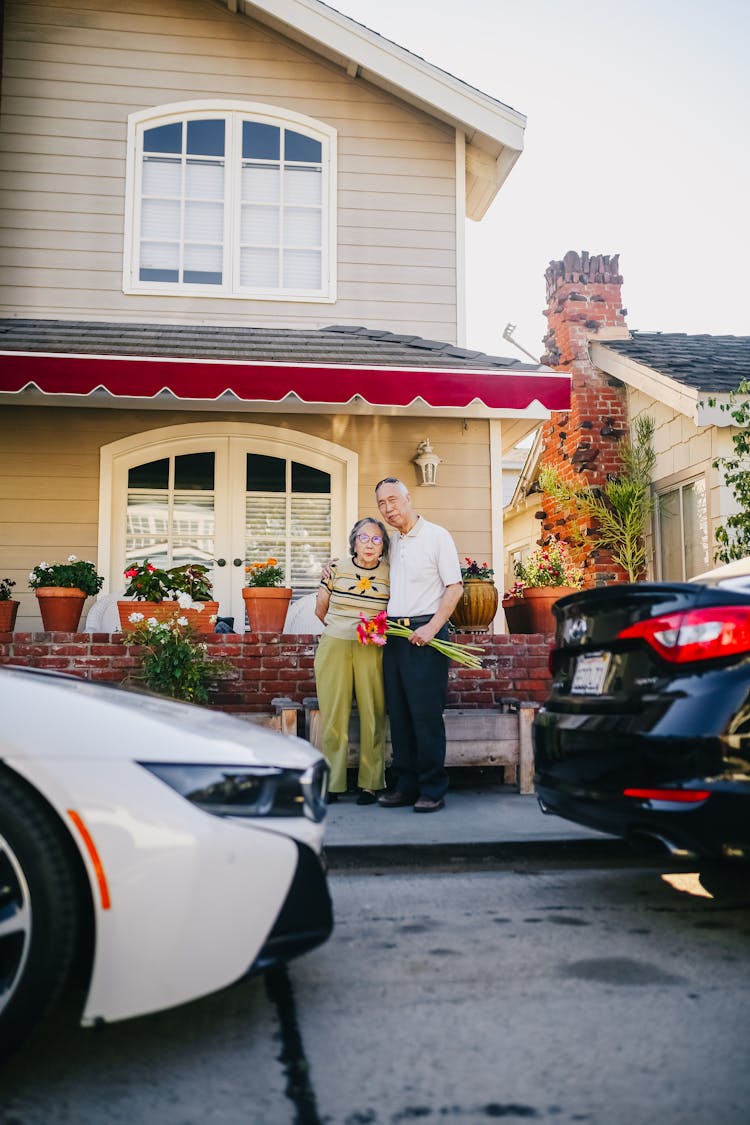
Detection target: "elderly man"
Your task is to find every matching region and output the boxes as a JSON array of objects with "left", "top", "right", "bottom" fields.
[{"left": 375, "top": 477, "right": 463, "bottom": 813}]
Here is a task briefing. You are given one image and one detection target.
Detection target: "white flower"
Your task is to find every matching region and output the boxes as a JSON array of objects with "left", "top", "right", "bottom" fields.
[
  {"left": 28, "top": 570, "right": 36, "bottom": 581},
  {"left": 38, "top": 561, "right": 47, "bottom": 569},
  {"left": 147, "top": 617, "right": 159, "bottom": 626},
  {"left": 193, "top": 601, "right": 204, "bottom": 613},
  {"left": 67, "top": 554, "right": 77, "bottom": 562},
  {"left": 177, "top": 592, "right": 193, "bottom": 609},
  {"left": 177, "top": 616, "right": 189, "bottom": 627},
  {"left": 128, "top": 612, "right": 144, "bottom": 623}
]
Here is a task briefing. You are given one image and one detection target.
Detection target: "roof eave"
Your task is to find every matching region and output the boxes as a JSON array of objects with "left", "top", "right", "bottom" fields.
[{"left": 230, "top": 0, "right": 526, "bottom": 215}]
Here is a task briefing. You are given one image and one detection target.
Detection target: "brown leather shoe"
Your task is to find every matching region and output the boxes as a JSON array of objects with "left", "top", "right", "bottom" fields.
[
  {"left": 413, "top": 796, "right": 445, "bottom": 813},
  {"left": 377, "top": 790, "right": 415, "bottom": 808}
]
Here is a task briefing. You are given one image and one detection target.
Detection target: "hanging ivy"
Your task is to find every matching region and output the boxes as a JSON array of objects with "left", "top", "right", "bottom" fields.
[{"left": 709, "top": 379, "right": 750, "bottom": 563}]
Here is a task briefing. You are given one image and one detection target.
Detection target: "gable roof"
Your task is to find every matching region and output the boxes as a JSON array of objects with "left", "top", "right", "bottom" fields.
[
  {"left": 600, "top": 333, "right": 750, "bottom": 393},
  {"left": 231, "top": 0, "right": 526, "bottom": 218},
  {"left": 591, "top": 331, "right": 750, "bottom": 426}
]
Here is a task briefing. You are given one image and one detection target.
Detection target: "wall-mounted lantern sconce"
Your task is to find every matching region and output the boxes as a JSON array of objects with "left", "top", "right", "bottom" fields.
[{"left": 412, "top": 438, "right": 442, "bottom": 486}]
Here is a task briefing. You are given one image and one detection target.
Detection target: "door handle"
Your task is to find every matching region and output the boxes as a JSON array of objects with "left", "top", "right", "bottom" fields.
[
  {"left": 233, "top": 558, "right": 244, "bottom": 567},
  {"left": 215, "top": 558, "right": 227, "bottom": 567}
]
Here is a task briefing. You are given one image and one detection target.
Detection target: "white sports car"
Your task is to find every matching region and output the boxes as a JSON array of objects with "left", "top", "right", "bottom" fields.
[{"left": 0, "top": 665, "right": 332, "bottom": 1057}]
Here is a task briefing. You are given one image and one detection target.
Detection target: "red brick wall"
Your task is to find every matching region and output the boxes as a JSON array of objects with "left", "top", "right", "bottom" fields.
[
  {"left": 0, "top": 630, "right": 553, "bottom": 711},
  {"left": 540, "top": 251, "right": 631, "bottom": 585}
]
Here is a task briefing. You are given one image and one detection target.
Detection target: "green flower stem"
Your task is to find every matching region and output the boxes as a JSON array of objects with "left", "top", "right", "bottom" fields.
[{"left": 385, "top": 620, "right": 484, "bottom": 669}]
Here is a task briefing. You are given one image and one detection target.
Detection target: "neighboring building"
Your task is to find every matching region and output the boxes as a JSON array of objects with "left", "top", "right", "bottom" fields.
[
  {"left": 504, "top": 250, "right": 750, "bottom": 586},
  {"left": 0, "top": 0, "right": 569, "bottom": 631}
]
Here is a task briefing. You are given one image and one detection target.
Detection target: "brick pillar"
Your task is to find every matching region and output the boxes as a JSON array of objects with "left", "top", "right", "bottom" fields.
[{"left": 540, "top": 251, "right": 630, "bottom": 586}]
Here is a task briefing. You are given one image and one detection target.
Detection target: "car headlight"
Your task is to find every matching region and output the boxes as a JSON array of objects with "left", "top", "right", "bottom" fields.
[{"left": 139, "top": 759, "right": 329, "bottom": 823}]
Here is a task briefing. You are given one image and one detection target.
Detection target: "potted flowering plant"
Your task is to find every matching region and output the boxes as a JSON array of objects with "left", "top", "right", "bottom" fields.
[
  {"left": 28, "top": 556, "right": 104, "bottom": 631},
  {"left": 242, "top": 558, "right": 292, "bottom": 633},
  {"left": 0, "top": 577, "right": 19, "bottom": 633},
  {"left": 450, "top": 557, "right": 499, "bottom": 633},
  {"left": 510, "top": 538, "right": 585, "bottom": 634},
  {"left": 117, "top": 560, "right": 219, "bottom": 633},
  {"left": 123, "top": 614, "right": 232, "bottom": 703}
]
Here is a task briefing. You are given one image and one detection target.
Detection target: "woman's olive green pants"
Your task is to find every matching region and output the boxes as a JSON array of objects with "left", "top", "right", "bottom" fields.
[{"left": 313, "top": 634, "right": 386, "bottom": 793}]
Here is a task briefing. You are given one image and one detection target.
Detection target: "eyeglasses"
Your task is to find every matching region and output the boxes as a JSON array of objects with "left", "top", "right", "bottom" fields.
[{"left": 357, "top": 533, "right": 383, "bottom": 545}]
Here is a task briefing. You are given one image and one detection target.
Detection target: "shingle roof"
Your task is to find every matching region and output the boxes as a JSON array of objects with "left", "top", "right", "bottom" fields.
[
  {"left": 0, "top": 320, "right": 542, "bottom": 372},
  {"left": 601, "top": 332, "right": 750, "bottom": 393}
]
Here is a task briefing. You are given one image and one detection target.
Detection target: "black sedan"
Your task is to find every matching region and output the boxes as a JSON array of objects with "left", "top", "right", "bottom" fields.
[{"left": 533, "top": 560, "right": 750, "bottom": 863}]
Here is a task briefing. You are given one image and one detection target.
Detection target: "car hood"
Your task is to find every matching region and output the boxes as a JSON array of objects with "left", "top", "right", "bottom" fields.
[{"left": 0, "top": 665, "right": 320, "bottom": 770}]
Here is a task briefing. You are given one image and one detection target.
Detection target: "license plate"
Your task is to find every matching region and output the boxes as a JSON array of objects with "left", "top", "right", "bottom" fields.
[{"left": 570, "top": 651, "right": 611, "bottom": 695}]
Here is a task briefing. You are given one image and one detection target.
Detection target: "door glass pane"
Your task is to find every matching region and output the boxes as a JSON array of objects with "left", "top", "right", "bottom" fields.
[
  {"left": 128, "top": 458, "right": 169, "bottom": 489},
  {"left": 172, "top": 494, "right": 215, "bottom": 566},
  {"left": 125, "top": 455, "right": 215, "bottom": 584},
  {"left": 291, "top": 543, "right": 329, "bottom": 591},
  {"left": 125, "top": 492, "right": 170, "bottom": 569},
  {"left": 683, "top": 479, "right": 709, "bottom": 578},
  {"left": 657, "top": 489, "right": 683, "bottom": 581},
  {"left": 247, "top": 454, "right": 285, "bottom": 491},
  {"left": 291, "top": 463, "right": 330, "bottom": 494},
  {"left": 175, "top": 453, "right": 215, "bottom": 490},
  {"left": 291, "top": 497, "right": 330, "bottom": 538}
]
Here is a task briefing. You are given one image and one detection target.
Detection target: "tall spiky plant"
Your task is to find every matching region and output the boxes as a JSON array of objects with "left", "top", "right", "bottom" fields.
[{"left": 539, "top": 415, "right": 656, "bottom": 582}]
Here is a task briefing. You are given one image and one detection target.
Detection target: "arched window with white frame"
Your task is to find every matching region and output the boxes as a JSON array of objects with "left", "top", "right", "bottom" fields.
[{"left": 123, "top": 101, "right": 337, "bottom": 301}]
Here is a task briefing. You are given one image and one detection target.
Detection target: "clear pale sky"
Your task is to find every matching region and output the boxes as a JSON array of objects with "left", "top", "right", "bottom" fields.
[{"left": 332, "top": 0, "right": 749, "bottom": 360}]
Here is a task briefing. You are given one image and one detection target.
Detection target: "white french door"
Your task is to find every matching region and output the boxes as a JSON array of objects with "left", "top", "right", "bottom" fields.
[{"left": 104, "top": 423, "right": 357, "bottom": 630}]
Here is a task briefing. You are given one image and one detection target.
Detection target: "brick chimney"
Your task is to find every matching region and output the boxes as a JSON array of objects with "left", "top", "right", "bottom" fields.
[{"left": 539, "top": 250, "right": 631, "bottom": 586}]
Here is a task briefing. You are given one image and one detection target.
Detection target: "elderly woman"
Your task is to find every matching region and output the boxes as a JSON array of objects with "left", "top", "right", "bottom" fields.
[{"left": 314, "top": 517, "right": 390, "bottom": 804}]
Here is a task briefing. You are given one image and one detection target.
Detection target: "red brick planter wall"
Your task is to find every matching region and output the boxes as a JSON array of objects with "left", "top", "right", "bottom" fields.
[{"left": 0, "top": 631, "right": 554, "bottom": 710}]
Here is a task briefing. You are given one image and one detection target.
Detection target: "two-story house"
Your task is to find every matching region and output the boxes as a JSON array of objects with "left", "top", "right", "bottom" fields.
[{"left": 0, "top": 0, "right": 569, "bottom": 631}]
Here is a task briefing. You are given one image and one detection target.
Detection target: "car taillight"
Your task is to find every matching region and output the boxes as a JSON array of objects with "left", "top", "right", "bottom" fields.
[
  {"left": 623, "top": 787, "right": 710, "bottom": 803},
  {"left": 617, "top": 605, "right": 750, "bottom": 663}
]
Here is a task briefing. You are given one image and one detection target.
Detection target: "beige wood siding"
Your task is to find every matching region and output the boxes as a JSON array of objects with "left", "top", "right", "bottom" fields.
[
  {"left": 0, "top": 405, "right": 491, "bottom": 630},
  {"left": 0, "top": 0, "right": 458, "bottom": 338},
  {"left": 627, "top": 387, "right": 735, "bottom": 574}
]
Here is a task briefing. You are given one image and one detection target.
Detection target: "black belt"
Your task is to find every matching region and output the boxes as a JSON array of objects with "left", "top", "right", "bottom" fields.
[{"left": 391, "top": 615, "right": 432, "bottom": 627}]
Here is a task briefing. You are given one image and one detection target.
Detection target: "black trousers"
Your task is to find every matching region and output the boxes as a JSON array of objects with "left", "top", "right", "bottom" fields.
[{"left": 382, "top": 624, "right": 450, "bottom": 800}]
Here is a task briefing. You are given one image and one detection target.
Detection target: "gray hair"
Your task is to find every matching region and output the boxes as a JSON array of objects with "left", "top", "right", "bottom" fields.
[
  {"left": 349, "top": 517, "right": 390, "bottom": 562},
  {"left": 374, "top": 476, "right": 409, "bottom": 498}
]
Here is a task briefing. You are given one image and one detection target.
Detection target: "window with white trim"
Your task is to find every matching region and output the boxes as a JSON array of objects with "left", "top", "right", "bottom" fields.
[
  {"left": 655, "top": 476, "right": 710, "bottom": 581},
  {"left": 125, "top": 103, "right": 336, "bottom": 301}
]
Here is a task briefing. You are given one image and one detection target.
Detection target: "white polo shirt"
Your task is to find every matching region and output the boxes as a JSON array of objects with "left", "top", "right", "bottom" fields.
[{"left": 387, "top": 516, "right": 462, "bottom": 618}]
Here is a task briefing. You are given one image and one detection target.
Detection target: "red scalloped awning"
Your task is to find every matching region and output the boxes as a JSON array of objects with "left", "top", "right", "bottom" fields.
[{"left": 0, "top": 353, "right": 570, "bottom": 411}]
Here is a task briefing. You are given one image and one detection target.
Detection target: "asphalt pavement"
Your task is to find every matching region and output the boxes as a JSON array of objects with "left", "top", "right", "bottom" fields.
[{"left": 323, "top": 773, "right": 620, "bottom": 867}]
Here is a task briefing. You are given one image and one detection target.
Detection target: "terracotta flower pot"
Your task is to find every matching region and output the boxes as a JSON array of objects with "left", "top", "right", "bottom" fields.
[
  {"left": 450, "top": 579, "right": 499, "bottom": 633},
  {"left": 501, "top": 597, "right": 533, "bottom": 634},
  {"left": 521, "top": 586, "right": 580, "bottom": 634},
  {"left": 36, "top": 587, "right": 87, "bottom": 631},
  {"left": 117, "top": 600, "right": 220, "bottom": 633},
  {"left": 0, "top": 600, "right": 19, "bottom": 632},
  {"left": 242, "top": 587, "right": 293, "bottom": 633}
]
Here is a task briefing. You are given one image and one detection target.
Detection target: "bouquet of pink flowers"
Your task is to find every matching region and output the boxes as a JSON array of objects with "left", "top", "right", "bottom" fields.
[{"left": 357, "top": 610, "right": 483, "bottom": 669}]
